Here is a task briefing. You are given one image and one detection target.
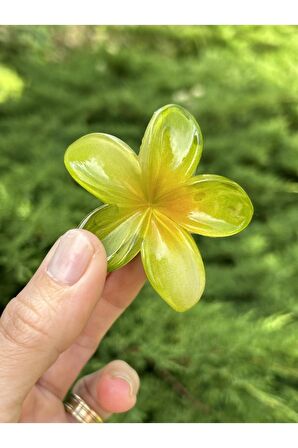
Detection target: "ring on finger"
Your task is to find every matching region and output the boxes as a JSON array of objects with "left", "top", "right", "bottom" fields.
[{"left": 64, "top": 393, "right": 104, "bottom": 423}]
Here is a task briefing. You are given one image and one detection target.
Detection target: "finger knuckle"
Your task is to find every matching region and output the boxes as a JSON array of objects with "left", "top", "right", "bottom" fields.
[{"left": 0, "top": 296, "right": 52, "bottom": 350}]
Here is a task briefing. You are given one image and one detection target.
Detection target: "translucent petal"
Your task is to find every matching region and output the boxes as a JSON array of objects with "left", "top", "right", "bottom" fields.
[
  {"left": 141, "top": 212, "right": 205, "bottom": 312},
  {"left": 138, "top": 104, "right": 203, "bottom": 200},
  {"left": 65, "top": 133, "right": 144, "bottom": 205},
  {"left": 158, "top": 174, "right": 254, "bottom": 237},
  {"left": 80, "top": 204, "right": 148, "bottom": 271}
]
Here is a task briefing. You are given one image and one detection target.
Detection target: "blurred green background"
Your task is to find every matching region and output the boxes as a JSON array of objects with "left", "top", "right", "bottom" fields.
[{"left": 0, "top": 26, "right": 297, "bottom": 422}]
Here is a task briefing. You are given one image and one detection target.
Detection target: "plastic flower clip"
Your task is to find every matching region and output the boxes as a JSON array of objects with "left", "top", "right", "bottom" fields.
[{"left": 65, "top": 104, "right": 253, "bottom": 312}]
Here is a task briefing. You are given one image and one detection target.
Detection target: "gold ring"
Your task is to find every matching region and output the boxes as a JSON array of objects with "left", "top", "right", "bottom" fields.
[{"left": 64, "top": 393, "right": 104, "bottom": 423}]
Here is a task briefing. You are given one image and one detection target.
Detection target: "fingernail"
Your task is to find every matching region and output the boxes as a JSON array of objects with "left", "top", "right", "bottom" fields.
[
  {"left": 47, "top": 230, "right": 94, "bottom": 285},
  {"left": 110, "top": 372, "right": 135, "bottom": 397}
]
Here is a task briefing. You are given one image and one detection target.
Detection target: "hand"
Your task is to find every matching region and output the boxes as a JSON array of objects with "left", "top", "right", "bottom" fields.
[{"left": 0, "top": 229, "right": 146, "bottom": 422}]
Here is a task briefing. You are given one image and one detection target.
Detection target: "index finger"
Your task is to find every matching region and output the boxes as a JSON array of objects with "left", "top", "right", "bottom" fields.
[{"left": 37, "top": 255, "right": 146, "bottom": 399}]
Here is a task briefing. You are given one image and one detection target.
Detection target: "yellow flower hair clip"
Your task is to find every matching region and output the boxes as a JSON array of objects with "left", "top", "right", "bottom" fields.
[{"left": 65, "top": 104, "right": 253, "bottom": 312}]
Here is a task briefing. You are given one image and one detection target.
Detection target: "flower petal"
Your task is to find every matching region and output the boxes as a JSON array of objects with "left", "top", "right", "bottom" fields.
[
  {"left": 158, "top": 175, "right": 254, "bottom": 237},
  {"left": 141, "top": 212, "right": 205, "bottom": 312},
  {"left": 139, "top": 104, "right": 203, "bottom": 200},
  {"left": 80, "top": 204, "right": 148, "bottom": 271},
  {"left": 65, "top": 133, "right": 144, "bottom": 205}
]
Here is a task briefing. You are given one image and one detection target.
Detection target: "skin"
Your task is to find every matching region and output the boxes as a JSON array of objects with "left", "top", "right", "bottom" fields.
[{"left": 0, "top": 229, "right": 146, "bottom": 422}]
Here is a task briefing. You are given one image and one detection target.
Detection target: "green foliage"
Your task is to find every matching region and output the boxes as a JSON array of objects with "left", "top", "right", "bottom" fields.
[{"left": 0, "top": 25, "right": 297, "bottom": 422}]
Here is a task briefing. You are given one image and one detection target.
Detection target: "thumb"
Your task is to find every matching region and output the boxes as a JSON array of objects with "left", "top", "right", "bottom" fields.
[{"left": 0, "top": 229, "right": 107, "bottom": 422}]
